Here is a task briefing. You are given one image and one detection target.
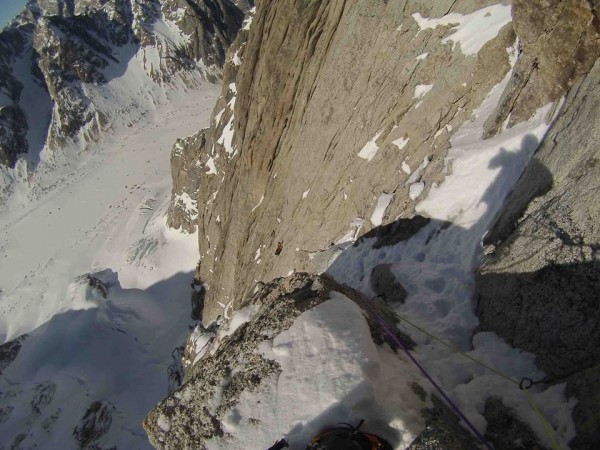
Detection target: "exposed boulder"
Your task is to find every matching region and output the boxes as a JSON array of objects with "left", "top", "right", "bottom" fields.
[
  {"left": 0, "top": 334, "right": 28, "bottom": 375},
  {"left": 408, "top": 395, "right": 479, "bottom": 450},
  {"left": 483, "top": 397, "right": 549, "bottom": 450},
  {"left": 0, "top": 105, "right": 28, "bottom": 166},
  {"left": 371, "top": 263, "right": 408, "bottom": 305},
  {"left": 72, "top": 400, "right": 115, "bottom": 449},
  {"left": 166, "top": 130, "right": 208, "bottom": 232}
]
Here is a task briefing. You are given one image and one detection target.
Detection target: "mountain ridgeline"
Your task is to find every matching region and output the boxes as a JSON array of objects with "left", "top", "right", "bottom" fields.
[
  {"left": 154, "top": 0, "right": 600, "bottom": 448},
  {"left": 0, "top": 0, "right": 247, "bottom": 172}
]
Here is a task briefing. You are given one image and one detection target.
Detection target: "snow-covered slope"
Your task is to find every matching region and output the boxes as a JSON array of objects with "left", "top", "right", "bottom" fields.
[
  {"left": 0, "top": 83, "right": 220, "bottom": 449},
  {"left": 0, "top": 0, "right": 244, "bottom": 205}
]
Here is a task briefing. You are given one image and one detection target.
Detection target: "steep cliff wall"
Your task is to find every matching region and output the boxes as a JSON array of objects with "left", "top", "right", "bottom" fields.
[
  {"left": 180, "top": 0, "right": 598, "bottom": 325},
  {"left": 184, "top": 0, "right": 521, "bottom": 322},
  {"left": 160, "top": 0, "right": 600, "bottom": 448}
]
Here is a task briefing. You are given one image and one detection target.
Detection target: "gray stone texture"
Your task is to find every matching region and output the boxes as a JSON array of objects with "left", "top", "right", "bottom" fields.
[
  {"left": 190, "top": 0, "right": 518, "bottom": 324},
  {"left": 478, "top": 55, "right": 600, "bottom": 450},
  {"left": 483, "top": 0, "right": 600, "bottom": 137}
]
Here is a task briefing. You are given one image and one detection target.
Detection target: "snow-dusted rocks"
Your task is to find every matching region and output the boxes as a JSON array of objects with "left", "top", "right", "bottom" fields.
[
  {"left": 478, "top": 57, "right": 600, "bottom": 450},
  {"left": 0, "top": 0, "right": 245, "bottom": 172},
  {"left": 144, "top": 272, "right": 428, "bottom": 449}
]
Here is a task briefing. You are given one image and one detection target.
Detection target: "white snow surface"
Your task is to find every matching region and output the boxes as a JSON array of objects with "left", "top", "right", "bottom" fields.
[
  {"left": 393, "top": 136, "right": 410, "bottom": 151},
  {"left": 358, "top": 130, "right": 383, "bottom": 161},
  {"left": 408, "top": 181, "right": 425, "bottom": 200},
  {"left": 251, "top": 194, "right": 265, "bottom": 212},
  {"left": 207, "top": 295, "right": 428, "bottom": 449},
  {"left": 218, "top": 115, "right": 236, "bottom": 156},
  {"left": 326, "top": 70, "right": 575, "bottom": 449},
  {"left": 370, "top": 193, "right": 393, "bottom": 226},
  {"left": 242, "top": 7, "right": 256, "bottom": 31},
  {"left": 413, "top": 4, "right": 513, "bottom": 56},
  {"left": 414, "top": 84, "right": 434, "bottom": 99},
  {"left": 0, "top": 84, "right": 220, "bottom": 449},
  {"left": 401, "top": 158, "right": 412, "bottom": 174}
]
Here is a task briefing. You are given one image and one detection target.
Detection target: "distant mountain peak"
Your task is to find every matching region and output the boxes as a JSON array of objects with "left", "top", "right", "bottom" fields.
[{"left": 0, "top": 0, "right": 245, "bottom": 192}]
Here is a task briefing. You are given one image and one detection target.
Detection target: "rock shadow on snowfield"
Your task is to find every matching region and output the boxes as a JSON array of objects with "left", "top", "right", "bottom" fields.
[
  {"left": 477, "top": 260, "right": 600, "bottom": 450},
  {"left": 324, "top": 134, "right": 580, "bottom": 449},
  {"left": 0, "top": 268, "right": 195, "bottom": 449}
]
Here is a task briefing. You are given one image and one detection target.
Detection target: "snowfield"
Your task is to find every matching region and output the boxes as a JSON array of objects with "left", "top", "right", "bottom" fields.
[{"left": 0, "top": 83, "right": 220, "bottom": 449}]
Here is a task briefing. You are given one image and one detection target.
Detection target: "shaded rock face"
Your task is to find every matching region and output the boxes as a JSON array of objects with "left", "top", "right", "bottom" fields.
[
  {"left": 371, "top": 263, "right": 408, "bottom": 304},
  {"left": 0, "top": 334, "right": 28, "bottom": 375},
  {"left": 0, "top": 0, "right": 244, "bottom": 168},
  {"left": 0, "top": 105, "right": 28, "bottom": 166},
  {"left": 408, "top": 396, "right": 479, "bottom": 450},
  {"left": 72, "top": 400, "right": 115, "bottom": 449},
  {"left": 477, "top": 58, "right": 600, "bottom": 448},
  {"left": 484, "top": 397, "right": 549, "bottom": 450},
  {"left": 0, "top": 24, "right": 41, "bottom": 167}
]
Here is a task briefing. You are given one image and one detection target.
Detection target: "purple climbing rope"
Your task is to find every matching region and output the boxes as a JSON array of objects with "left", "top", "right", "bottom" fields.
[{"left": 361, "top": 297, "right": 495, "bottom": 450}]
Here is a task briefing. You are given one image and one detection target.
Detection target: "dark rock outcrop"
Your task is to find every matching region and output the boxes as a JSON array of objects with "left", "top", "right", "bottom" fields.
[
  {"left": 72, "top": 400, "right": 115, "bottom": 449},
  {"left": 371, "top": 263, "right": 408, "bottom": 304},
  {"left": 0, "top": 334, "right": 28, "bottom": 375},
  {"left": 0, "top": 105, "right": 28, "bottom": 166},
  {"left": 484, "top": 397, "right": 549, "bottom": 450},
  {"left": 408, "top": 396, "right": 479, "bottom": 450}
]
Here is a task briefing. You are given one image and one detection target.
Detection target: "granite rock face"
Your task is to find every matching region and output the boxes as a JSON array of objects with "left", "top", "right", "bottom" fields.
[
  {"left": 181, "top": 0, "right": 519, "bottom": 322},
  {"left": 478, "top": 57, "right": 600, "bottom": 450},
  {"left": 483, "top": 0, "right": 600, "bottom": 137}
]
